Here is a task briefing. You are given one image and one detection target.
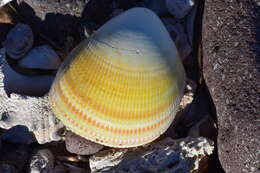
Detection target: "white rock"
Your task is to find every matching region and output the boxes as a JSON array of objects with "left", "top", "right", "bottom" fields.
[
  {"left": 0, "top": 50, "right": 64, "bottom": 144},
  {"left": 0, "top": 0, "right": 12, "bottom": 7},
  {"left": 3, "top": 23, "right": 34, "bottom": 59},
  {"left": 18, "top": 45, "right": 61, "bottom": 70},
  {"left": 166, "top": 0, "right": 195, "bottom": 19},
  {"left": 90, "top": 137, "right": 214, "bottom": 173},
  {"left": 162, "top": 18, "right": 192, "bottom": 60},
  {"left": 2, "top": 57, "right": 54, "bottom": 96},
  {"left": 65, "top": 131, "right": 104, "bottom": 155}
]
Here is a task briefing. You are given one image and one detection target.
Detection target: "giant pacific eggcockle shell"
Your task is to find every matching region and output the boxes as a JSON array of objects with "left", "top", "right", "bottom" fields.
[{"left": 49, "top": 8, "right": 186, "bottom": 148}]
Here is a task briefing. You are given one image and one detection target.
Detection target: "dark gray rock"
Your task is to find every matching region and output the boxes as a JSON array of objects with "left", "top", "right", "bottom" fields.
[
  {"left": 2, "top": 125, "right": 36, "bottom": 144},
  {"left": 202, "top": 0, "right": 260, "bottom": 172},
  {"left": 3, "top": 23, "right": 34, "bottom": 59}
]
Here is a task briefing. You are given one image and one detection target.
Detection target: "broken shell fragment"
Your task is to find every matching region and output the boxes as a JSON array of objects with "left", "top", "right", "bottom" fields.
[
  {"left": 3, "top": 23, "right": 34, "bottom": 59},
  {"left": 18, "top": 45, "right": 61, "bottom": 70},
  {"left": 49, "top": 8, "right": 186, "bottom": 148}
]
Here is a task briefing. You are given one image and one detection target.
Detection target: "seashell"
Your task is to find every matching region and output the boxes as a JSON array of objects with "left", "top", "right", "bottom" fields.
[
  {"left": 3, "top": 23, "right": 34, "bottom": 59},
  {"left": 18, "top": 45, "right": 61, "bottom": 70},
  {"left": 49, "top": 8, "right": 186, "bottom": 148},
  {"left": 3, "top": 58, "right": 55, "bottom": 97}
]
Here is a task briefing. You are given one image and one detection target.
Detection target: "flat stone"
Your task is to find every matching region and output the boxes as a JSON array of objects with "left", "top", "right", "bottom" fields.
[
  {"left": 65, "top": 131, "right": 103, "bottom": 155},
  {"left": 90, "top": 137, "right": 214, "bottom": 173},
  {"left": 2, "top": 125, "right": 36, "bottom": 144},
  {"left": 202, "top": 0, "right": 260, "bottom": 172}
]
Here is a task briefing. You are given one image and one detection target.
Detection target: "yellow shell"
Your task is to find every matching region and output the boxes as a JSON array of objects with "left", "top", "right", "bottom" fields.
[{"left": 49, "top": 8, "right": 186, "bottom": 148}]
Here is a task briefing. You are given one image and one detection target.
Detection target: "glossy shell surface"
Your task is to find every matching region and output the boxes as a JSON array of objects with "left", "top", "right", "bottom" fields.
[{"left": 49, "top": 8, "right": 186, "bottom": 147}]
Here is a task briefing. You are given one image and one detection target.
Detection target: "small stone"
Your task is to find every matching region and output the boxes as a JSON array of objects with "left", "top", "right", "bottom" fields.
[
  {"left": 90, "top": 137, "right": 214, "bottom": 173},
  {"left": 2, "top": 125, "right": 36, "bottom": 144},
  {"left": 166, "top": 0, "right": 195, "bottom": 19},
  {"left": 18, "top": 45, "right": 61, "bottom": 70},
  {"left": 29, "top": 149, "right": 54, "bottom": 173},
  {"left": 65, "top": 131, "right": 103, "bottom": 155},
  {"left": 2, "top": 57, "right": 55, "bottom": 96},
  {"left": 3, "top": 23, "right": 34, "bottom": 59}
]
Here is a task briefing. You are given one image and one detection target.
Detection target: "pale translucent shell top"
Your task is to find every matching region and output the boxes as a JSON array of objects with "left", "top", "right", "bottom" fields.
[{"left": 49, "top": 8, "right": 186, "bottom": 148}]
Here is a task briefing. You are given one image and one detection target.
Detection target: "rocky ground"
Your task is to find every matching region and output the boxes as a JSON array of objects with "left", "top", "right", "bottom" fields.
[{"left": 0, "top": 0, "right": 258, "bottom": 173}]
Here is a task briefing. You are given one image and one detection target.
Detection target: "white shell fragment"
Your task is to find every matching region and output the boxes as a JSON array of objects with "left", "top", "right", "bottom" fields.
[
  {"left": 89, "top": 137, "right": 214, "bottom": 173},
  {"left": 0, "top": 51, "right": 64, "bottom": 144},
  {"left": 166, "top": 0, "right": 195, "bottom": 19},
  {"left": 18, "top": 45, "right": 61, "bottom": 70},
  {"left": 3, "top": 23, "right": 34, "bottom": 59},
  {"left": 3, "top": 58, "right": 54, "bottom": 96}
]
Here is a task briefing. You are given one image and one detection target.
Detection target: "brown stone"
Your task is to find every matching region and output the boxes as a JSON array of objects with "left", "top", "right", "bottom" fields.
[{"left": 202, "top": 0, "right": 260, "bottom": 172}]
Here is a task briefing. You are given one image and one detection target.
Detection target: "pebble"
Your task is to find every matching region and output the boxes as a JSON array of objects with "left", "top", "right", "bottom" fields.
[
  {"left": 2, "top": 125, "right": 36, "bottom": 144},
  {"left": 18, "top": 45, "right": 61, "bottom": 70},
  {"left": 3, "top": 24, "right": 34, "bottom": 59},
  {"left": 166, "top": 0, "right": 195, "bottom": 19},
  {"left": 2, "top": 57, "right": 55, "bottom": 96},
  {"left": 90, "top": 137, "right": 214, "bottom": 173},
  {"left": 65, "top": 131, "right": 103, "bottom": 155},
  {"left": 29, "top": 149, "right": 54, "bottom": 173}
]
